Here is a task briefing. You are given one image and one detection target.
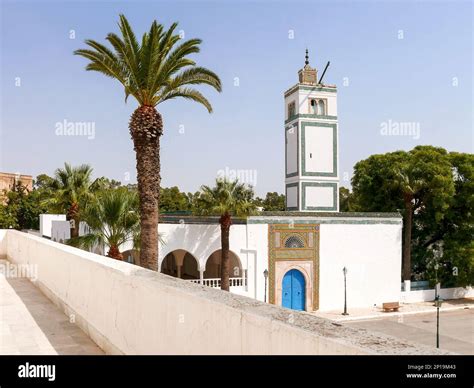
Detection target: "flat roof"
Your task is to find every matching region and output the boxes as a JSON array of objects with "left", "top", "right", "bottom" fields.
[
  {"left": 284, "top": 83, "right": 337, "bottom": 98},
  {"left": 160, "top": 212, "right": 402, "bottom": 225},
  {"left": 0, "top": 172, "right": 33, "bottom": 178}
]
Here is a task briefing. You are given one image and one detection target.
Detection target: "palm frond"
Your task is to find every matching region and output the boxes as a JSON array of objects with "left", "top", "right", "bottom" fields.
[
  {"left": 75, "top": 15, "right": 221, "bottom": 110},
  {"left": 158, "top": 87, "right": 213, "bottom": 112}
]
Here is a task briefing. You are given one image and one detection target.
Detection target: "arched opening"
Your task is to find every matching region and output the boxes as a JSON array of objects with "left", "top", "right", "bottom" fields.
[
  {"left": 317, "top": 100, "right": 325, "bottom": 115},
  {"left": 310, "top": 99, "right": 317, "bottom": 114},
  {"left": 282, "top": 269, "right": 306, "bottom": 311},
  {"left": 161, "top": 249, "right": 200, "bottom": 280},
  {"left": 204, "top": 250, "right": 245, "bottom": 288}
]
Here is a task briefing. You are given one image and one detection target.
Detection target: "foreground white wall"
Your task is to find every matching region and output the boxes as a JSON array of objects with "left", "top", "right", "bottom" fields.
[{"left": 0, "top": 230, "right": 444, "bottom": 355}]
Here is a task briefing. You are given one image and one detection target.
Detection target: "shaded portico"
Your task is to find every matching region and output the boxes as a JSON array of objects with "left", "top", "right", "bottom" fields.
[{"left": 160, "top": 249, "right": 200, "bottom": 281}]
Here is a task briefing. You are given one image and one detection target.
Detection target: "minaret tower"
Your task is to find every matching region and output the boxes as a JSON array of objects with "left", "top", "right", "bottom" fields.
[{"left": 284, "top": 50, "right": 339, "bottom": 212}]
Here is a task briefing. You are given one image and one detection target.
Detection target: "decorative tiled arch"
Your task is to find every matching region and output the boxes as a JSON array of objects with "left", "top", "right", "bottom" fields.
[{"left": 268, "top": 223, "right": 320, "bottom": 311}]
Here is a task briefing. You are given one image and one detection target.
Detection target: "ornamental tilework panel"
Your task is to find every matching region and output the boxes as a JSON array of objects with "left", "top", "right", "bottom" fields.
[{"left": 268, "top": 224, "right": 320, "bottom": 311}]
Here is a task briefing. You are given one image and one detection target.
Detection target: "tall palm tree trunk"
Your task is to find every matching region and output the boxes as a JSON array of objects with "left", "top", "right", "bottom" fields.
[
  {"left": 130, "top": 105, "right": 162, "bottom": 271},
  {"left": 402, "top": 195, "right": 413, "bottom": 281},
  {"left": 220, "top": 213, "right": 232, "bottom": 291}
]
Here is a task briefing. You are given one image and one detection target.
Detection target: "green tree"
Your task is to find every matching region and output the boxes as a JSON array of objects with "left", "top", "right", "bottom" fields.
[
  {"left": 0, "top": 182, "right": 47, "bottom": 230},
  {"left": 352, "top": 146, "right": 455, "bottom": 281},
  {"left": 75, "top": 15, "right": 221, "bottom": 271},
  {"left": 413, "top": 152, "right": 474, "bottom": 287},
  {"left": 33, "top": 174, "right": 56, "bottom": 212},
  {"left": 90, "top": 177, "right": 122, "bottom": 192},
  {"left": 0, "top": 204, "right": 17, "bottom": 229},
  {"left": 34, "top": 174, "right": 55, "bottom": 191},
  {"left": 256, "top": 192, "right": 285, "bottom": 211},
  {"left": 196, "top": 179, "right": 256, "bottom": 291},
  {"left": 68, "top": 188, "right": 140, "bottom": 260},
  {"left": 46, "top": 163, "right": 94, "bottom": 238},
  {"left": 160, "top": 186, "right": 192, "bottom": 213},
  {"left": 339, "top": 187, "right": 354, "bottom": 212}
]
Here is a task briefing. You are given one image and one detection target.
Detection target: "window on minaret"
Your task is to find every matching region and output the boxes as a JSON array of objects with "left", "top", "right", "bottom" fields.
[
  {"left": 288, "top": 102, "right": 296, "bottom": 118},
  {"left": 317, "top": 100, "right": 326, "bottom": 115},
  {"left": 310, "top": 99, "right": 317, "bottom": 114}
]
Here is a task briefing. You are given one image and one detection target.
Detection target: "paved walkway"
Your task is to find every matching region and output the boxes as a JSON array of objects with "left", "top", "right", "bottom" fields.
[
  {"left": 343, "top": 309, "right": 474, "bottom": 355},
  {"left": 0, "top": 260, "right": 103, "bottom": 355},
  {"left": 313, "top": 298, "right": 473, "bottom": 322}
]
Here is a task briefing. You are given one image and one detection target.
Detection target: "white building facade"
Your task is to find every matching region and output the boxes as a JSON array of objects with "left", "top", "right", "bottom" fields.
[{"left": 157, "top": 213, "right": 402, "bottom": 312}]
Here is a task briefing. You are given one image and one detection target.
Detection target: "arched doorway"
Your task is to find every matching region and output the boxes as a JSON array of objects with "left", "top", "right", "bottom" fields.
[
  {"left": 282, "top": 269, "right": 306, "bottom": 311},
  {"left": 161, "top": 250, "right": 199, "bottom": 280},
  {"left": 204, "top": 250, "right": 245, "bottom": 288}
]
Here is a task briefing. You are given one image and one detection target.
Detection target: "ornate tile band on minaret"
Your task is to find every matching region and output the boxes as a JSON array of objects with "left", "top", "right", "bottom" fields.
[{"left": 284, "top": 50, "right": 340, "bottom": 212}]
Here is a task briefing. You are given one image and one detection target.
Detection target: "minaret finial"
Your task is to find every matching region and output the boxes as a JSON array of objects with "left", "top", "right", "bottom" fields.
[{"left": 305, "top": 48, "right": 309, "bottom": 65}]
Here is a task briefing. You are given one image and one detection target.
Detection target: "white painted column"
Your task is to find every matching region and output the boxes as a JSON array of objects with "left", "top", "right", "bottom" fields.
[
  {"left": 173, "top": 250, "right": 186, "bottom": 279},
  {"left": 404, "top": 280, "right": 411, "bottom": 292}
]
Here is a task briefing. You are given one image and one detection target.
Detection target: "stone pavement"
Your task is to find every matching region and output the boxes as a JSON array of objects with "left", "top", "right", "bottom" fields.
[{"left": 0, "top": 260, "right": 104, "bottom": 355}]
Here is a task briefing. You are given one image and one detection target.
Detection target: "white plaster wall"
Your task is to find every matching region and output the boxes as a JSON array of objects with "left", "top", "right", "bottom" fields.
[
  {"left": 319, "top": 223, "right": 402, "bottom": 311},
  {"left": 286, "top": 185, "right": 298, "bottom": 208},
  {"left": 245, "top": 223, "right": 268, "bottom": 302},
  {"left": 304, "top": 125, "right": 333, "bottom": 173},
  {"left": 2, "top": 229, "right": 407, "bottom": 355},
  {"left": 158, "top": 219, "right": 402, "bottom": 312},
  {"left": 51, "top": 221, "right": 91, "bottom": 242},
  {"left": 305, "top": 186, "right": 334, "bottom": 208},
  {"left": 286, "top": 127, "right": 298, "bottom": 174},
  {"left": 51, "top": 221, "right": 70, "bottom": 242},
  {"left": 51, "top": 221, "right": 105, "bottom": 255},
  {"left": 40, "top": 214, "right": 66, "bottom": 238}
]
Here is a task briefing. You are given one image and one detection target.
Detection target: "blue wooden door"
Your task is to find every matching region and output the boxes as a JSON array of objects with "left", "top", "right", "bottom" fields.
[{"left": 282, "top": 269, "right": 305, "bottom": 311}]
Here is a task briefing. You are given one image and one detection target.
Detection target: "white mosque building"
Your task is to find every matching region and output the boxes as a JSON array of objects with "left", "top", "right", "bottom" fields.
[{"left": 47, "top": 52, "right": 403, "bottom": 312}]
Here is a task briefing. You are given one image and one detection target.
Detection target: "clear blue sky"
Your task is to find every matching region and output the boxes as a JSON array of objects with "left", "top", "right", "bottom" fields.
[{"left": 1, "top": 0, "right": 472, "bottom": 196}]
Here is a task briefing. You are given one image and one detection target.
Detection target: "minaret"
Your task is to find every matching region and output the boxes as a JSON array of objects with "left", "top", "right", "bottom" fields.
[{"left": 284, "top": 50, "right": 339, "bottom": 212}]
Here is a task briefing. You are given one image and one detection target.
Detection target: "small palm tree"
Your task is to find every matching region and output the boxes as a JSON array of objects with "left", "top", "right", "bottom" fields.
[
  {"left": 75, "top": 15, "right": 221, "bottom": 270},
  {"left": 68, "top": 188, "right": 140, "bottom": 260},
  {"left": 197, "top": 178, "right": 256, "bottom": 291},
  {"left": 46, "top": 163, "right": 94, "bottom": 238}
]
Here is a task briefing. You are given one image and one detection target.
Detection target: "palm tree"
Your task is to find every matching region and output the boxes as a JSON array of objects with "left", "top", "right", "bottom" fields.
[
  {"left": 197, "top": 178, "right": 256, "bottom": 291},
  {"left": 46, "top": 163, "right": 94, "bottom": 238},
  {"left": 74, "top": 15, "right": 222, "bottom": 270},
  {"left": 68, "top": 188, "right": 140, "bottom": 260}
]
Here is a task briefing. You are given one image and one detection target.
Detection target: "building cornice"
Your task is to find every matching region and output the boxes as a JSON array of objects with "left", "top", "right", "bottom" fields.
[{"left": 284, "top": 83, "right": 337, "bottom": 98}]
